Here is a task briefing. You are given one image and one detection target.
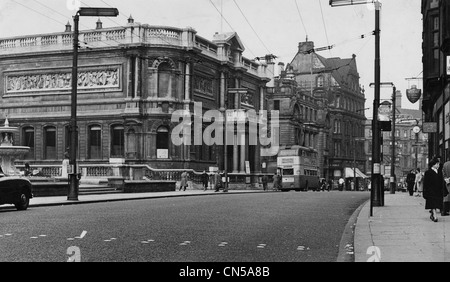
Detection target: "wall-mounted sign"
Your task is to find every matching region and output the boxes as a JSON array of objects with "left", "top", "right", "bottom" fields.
[
  {"left": 423, "top": 122, "right": 438, "bottom": 133},
  {"left": 157, "top": 149, "right": 168, "bottom": 159},
  {"left": 406, "top": 85, "right": 422, "bottom": 104}
]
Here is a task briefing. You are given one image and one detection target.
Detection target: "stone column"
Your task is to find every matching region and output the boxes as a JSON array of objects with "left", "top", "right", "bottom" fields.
[
  {"left": 239, "top": 132, "right": 246, "bottom": 173},
  {"left": 220, "top": 72, "right": 226, "bottom": 111}
]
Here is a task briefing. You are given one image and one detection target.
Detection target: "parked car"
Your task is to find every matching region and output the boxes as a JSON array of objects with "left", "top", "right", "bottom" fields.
[{"left": 0, "top": 175, "right": 33, "bottom": 210}]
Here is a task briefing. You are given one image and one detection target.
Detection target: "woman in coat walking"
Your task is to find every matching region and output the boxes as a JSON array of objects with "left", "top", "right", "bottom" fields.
[{"left": 423, "top": 157, "right": 446, "bottom": 222}]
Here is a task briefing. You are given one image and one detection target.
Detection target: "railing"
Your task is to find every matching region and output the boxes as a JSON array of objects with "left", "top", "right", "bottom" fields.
[{"left": 16, "top": 162, "right": 268, "bottom": 188}]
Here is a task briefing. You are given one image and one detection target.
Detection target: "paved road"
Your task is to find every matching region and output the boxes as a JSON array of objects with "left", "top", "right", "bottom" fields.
[{"left": 0, "top": 191, "right": 369, "bottom": 262}]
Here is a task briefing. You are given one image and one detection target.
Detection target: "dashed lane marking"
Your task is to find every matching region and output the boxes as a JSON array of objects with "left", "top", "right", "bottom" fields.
[{"left": 180, "top": 241, "right": 192, "bottom": 246}]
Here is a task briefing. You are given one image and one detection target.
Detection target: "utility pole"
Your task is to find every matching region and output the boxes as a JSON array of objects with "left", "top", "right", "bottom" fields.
[{"left": 390, "top": 86, "right": 396, "bottom": 194}]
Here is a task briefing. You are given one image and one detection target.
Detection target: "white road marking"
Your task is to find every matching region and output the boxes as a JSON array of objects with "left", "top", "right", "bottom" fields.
[
  {"left": 180, "top": 241, "right": 191, "bottom": 246},
  {"left": 257, "top": 244, "right": 266, "bottom": 249},
  {"left": 75, "top": 231, "right": 87, "bottom": 239},
  {"left": 218, "top": 242, "right": 228, "bottom": 247}
]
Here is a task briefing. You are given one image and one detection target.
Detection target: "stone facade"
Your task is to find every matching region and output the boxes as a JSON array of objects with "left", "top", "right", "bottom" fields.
[
  {"left": 268, "top": 41, "right": 366, "bottom": 182},
  {"left": 0, "top": 20, "right": 272, "bottom": 178}
]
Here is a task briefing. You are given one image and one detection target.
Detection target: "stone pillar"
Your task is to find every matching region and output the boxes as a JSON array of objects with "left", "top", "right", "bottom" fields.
[
  {"left": 220, "top": 72, "right": 226, "bottom": 111},
  {"left": 135, "top": 56, "right": 141, "bottom": 97},
  {"left": 239, "top": 132, "right": 246, "bottom": 173},
  {"left": 184, "top": 62, "right": 191, "bottom": 110}
]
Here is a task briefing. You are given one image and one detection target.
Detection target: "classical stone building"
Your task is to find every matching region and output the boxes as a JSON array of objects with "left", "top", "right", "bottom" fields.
[
  {"left": 268, "top": 40, "right": 367, "bottom": 183},
  {"left": 0, "top": 18, "right": 272, "bottom": 180}
]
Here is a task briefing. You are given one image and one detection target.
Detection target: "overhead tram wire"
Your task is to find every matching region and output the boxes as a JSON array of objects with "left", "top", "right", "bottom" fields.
[
  {"left": 318, "top": 0, "right": 332, "bottom": 57},
  {"left": 294, "top": 0, "right": 308, "bottom": 39},
  {"left": 207, "top": 0, "right": 257, "bottom": 60},
  {"left": 10, "top": 0, "right": 68, "bottom": 27},
  {"left": 232, "top": 0, "right": 272, "bottom": 55}
]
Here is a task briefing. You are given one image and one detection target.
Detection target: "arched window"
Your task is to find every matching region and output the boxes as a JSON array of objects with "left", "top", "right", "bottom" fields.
[
  {"left": 111, "top": 125, "right": 124, "bottom": 157},
  {"left": 88, "top": 125, "right": 102, "bottom": 159},
  {"left": 44, "top": 126, "right": 57, "bottom": 160},
  {"left": 22, "top": 127, "right": 35, "bottom": 160},
  {"left": 158, "top": 62, "right": 172, "bottom": 98},
  {"left": 156, "top": 126, "right": 169, "bottom": 159}
]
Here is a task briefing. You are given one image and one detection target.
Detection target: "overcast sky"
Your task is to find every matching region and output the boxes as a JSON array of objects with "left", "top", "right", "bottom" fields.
[{"left": 0, "top": 0, "right": 422, "bottom": 117}]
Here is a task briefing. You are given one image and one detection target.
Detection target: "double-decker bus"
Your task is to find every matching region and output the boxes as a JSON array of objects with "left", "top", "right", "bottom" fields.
[{"left": 276, "top": 145, "right": 320, "bottom": 191}]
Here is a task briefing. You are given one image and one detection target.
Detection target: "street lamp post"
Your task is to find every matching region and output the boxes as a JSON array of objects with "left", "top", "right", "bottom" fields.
[
  {"left": 390, "top": 86, "right": 396, "bottom": 194},
  {"left": 330, "top": 0, "right": 381, "bottom": 216},
  {"left": 68, "top": 7, "right": 119, "bottom": 201}
]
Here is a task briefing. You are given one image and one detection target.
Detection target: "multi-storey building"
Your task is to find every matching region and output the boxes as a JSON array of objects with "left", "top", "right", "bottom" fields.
[
  {"left": 422, "top": 0, "right": 450, "bottom": 160},
  {"left": 0, "top": 17, "right": 272, "bottom": 182},
  {"left": 363, "top": 92, "right": 428, "bottom": 187},
  {"left": 268, "top": 40, "right": 367, "bottom": 185}
]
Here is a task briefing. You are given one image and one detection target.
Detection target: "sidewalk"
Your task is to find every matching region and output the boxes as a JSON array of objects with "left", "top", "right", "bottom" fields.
[{"left": 355, "top": 192, "right": 450, "bottom": 262}]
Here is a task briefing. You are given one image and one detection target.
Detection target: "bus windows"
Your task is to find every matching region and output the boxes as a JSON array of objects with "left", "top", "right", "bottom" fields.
[{"left": 283, "top": 168, "right": 294, "bottom": 175}]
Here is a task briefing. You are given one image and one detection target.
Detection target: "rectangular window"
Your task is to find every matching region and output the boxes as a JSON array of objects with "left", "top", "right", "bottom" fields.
[
  {"left": 44, "top": 127, "right": 57, "bottom": 160},
  {"left": 274, "top": 100, "right": 280, "bottom": 111},
  {"left": 89, "top": 126, "right": 102, "bottom": 159}
]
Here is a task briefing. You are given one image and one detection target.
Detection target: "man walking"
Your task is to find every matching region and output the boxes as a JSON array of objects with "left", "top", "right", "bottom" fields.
[
  {"left": 262, "top": 174, "right": 269, "bottom": 191},
  {"left": 202, "top": 171, "right": 209, "bottom": 191},
  {"left": 406, "top": 170, "right": 416, "bottom": 196}
]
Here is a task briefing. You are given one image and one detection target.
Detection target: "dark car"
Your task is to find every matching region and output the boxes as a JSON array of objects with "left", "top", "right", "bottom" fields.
[{"left": 0, "top": 175, "right": 33, "bottom": 210}]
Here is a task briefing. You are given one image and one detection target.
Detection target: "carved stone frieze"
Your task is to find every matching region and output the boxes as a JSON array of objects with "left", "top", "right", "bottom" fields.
[{"left": 5, "top": 66, "right": 121, "bottom": 94}]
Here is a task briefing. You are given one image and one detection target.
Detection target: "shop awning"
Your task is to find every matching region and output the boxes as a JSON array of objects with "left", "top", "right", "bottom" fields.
[{"left": 344, "top": 167, "right": 368, "bottom": 179}]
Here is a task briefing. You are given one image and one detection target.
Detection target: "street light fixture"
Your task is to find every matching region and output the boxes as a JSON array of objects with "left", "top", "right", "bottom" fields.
[{"left": 68, "top": 7, "right": 119, "bottom": 201}]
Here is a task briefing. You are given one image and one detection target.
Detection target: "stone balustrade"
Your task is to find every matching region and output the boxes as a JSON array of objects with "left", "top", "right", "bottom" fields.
[{"left": 0, "top": 24, "right": 266, "bottom": 78}]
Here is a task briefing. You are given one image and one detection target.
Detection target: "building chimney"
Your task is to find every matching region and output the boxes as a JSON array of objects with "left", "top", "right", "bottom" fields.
[
  {"left": 65, "top": 21, "right": 72, "bottom": 32},
  {"left": 278, "top": 62, "right": 285, "bottom": 74},
  {"left": 298, "top": 41, "right": 314, "bottom": 54},
  {"left": 128, "top": 15, "right": 134, "bottom": 24},
  {"left": 395, "top": 90, "right": 402, "bottom": 110},
  {"left": 96, "top": 18, "right": 103, "bottom": 29}
]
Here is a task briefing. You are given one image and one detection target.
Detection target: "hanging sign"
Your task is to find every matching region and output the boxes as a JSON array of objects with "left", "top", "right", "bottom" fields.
[{"left": 406, "top": 85, "right": 422, "bottom": 104}]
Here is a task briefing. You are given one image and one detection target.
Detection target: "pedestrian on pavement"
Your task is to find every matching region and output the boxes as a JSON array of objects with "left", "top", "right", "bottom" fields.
[
  {"left": 262, "top": 174, "right": 269, "bottom": 191},
  {"left": 441, "top": 159, "right": 450, "bottom": 215},
  {"left": 273, "top": 172, "right": 281, "bottom": 191},
  {"left": 180, "top": 171, "right": 188, "bottom": 191},
  {"left": 406, "top": 170, "right": 416, "bottom": 196},
  {"left": 338, "top": 177, "right": 344, "bottom": 191},
  {"left": 202, "top": 171, "right": 209, "bottom": 191},
  {"left": 214, "top": 170, "right": 222, "bottom": 192},
  {"left": 327, "top": 178, "right": 332, "bottom": 191},
  {"left": 423, "top": 157, "right": 447, "bottom": 222},
  {"left": 414, "top": 168, "right": 423, "bottom": 197}
]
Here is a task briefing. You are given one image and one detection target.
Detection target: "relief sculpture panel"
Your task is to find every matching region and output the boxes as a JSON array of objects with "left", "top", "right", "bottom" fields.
[{"left": 5, "top": 67, "right": 121, "bottom": 94}]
